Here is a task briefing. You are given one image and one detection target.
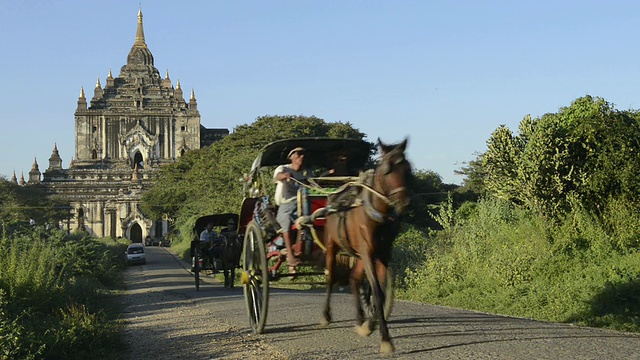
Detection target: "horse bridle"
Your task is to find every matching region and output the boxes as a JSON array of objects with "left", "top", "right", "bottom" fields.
[
  {"left": 376, "top": 151, "right": 409, "bottom": 207},
  {"left": 364, "top": 152, "right": 409, "bottom": 222}
]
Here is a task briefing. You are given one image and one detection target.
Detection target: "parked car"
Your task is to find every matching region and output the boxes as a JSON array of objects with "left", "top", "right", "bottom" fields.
[{"left": 126, "top": 243, "right": 146, "bottom": 265}]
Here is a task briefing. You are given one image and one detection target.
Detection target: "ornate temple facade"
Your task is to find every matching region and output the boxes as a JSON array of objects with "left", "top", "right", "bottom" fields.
[{"left": 19, "top": 10, "right": 227, "bottom": 242}]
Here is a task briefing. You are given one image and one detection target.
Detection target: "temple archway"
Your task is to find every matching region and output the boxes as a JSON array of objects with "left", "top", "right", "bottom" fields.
[
  {"left": 129, "top": 223, "right": 143, "bottom": 243},
  {"left": 133, "top": 151, "right": 144, "bottom": 169}
]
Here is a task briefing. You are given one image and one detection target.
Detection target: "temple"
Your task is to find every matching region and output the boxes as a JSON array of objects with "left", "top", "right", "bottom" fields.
[{"left": 20, "top": 10, "right": 227, "bottom": 242}]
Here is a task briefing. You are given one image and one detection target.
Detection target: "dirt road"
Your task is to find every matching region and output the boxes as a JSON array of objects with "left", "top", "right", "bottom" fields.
[{"left": 120, "top": 246, "right": 640, "bottom": 359}]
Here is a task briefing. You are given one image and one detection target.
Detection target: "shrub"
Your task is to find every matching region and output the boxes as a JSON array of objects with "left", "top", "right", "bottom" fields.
[{"left": 0, "top": 230, "right": 125, "bottom": 359}]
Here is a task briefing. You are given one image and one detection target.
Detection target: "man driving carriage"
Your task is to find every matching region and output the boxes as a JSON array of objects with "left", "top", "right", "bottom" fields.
[{"left": 273, "top": 146, "right": 310, "bottom": 267}]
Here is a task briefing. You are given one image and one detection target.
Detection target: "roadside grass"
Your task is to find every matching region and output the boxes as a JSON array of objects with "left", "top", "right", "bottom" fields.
[
  {"left": 0, "top": 229, "right": 128, "bottom": 360},
  {"left": 394, "top": 197, "right": 640, "bottom": 333}
]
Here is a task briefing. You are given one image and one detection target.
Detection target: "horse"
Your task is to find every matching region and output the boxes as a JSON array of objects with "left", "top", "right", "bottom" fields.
[
  {"left": 320, "top": 137, "right": 411, "bottom": 354},
  {"left": 195, "top": 232, "right": 241, "bottom": 288},
  {"left": 218, "top": 232, "right": 242, "bottom": 288}
]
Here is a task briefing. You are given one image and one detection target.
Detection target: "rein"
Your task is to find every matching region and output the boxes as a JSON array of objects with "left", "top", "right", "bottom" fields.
[{"left": 289, "top": 174, "right": 395, "bottom": 206}]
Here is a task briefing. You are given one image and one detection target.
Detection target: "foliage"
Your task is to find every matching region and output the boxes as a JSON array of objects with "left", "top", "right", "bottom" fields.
[
  {"left": 454, "top": 151, "right": 487, "bottom": 196},
  {"left": 482, "top": 96, "right": 640, "bottom": 219},
  {"left": 0, "top": 179, "right": 70, "bottom": 231},
  {"left": 403, "top": 169, "right": 448, "bottom": 228},
  {"left": 0, "top": 229, "right": 126, "bottom": 359},
  {"left": 395, "top": 196, "right": 640, "bottom": 332},
  {"left": 391, "top": 225, "right": 434, "bottom": 288}
]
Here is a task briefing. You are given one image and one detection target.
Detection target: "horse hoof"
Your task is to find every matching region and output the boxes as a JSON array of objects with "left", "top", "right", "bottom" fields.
[
  {"left": 355, "top": 324, "right": 372, "bottom": 337},
  {"left": 380, "top": 341, "right": 394, "bottom": 354},
  {"left": 320, "top": 318, "right": 330, "bottom": 327}
]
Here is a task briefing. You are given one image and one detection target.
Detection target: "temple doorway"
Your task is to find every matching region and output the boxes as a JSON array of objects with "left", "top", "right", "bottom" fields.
[
  {"left": 133, "top": 151, "right": 144, "bottom": 169},
  {"left": 130, "top": 223, "right": 143, "bottom": 243}
]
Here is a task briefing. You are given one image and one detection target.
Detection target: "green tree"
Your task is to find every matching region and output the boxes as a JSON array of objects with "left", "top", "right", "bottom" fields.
[
  {"left": 482, "top": 96, "right": 640, "bottom": 218},
  {"left": 0, "top": 178, "right": 70, "bottom": 231},
  {"left": 405, "top": 169, "right": 447, "bottom": 228},
  {"left": 454, "top": 151, "right": 487, "bottom": 196}
]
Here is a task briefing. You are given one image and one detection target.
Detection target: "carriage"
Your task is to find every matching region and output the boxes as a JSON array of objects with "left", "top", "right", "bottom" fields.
[
  {"left": 237, "top": 137, "right": 403, "bottom": 340},
  {"left": 191, "top": 213, "right": 241, "bottom": 290}
]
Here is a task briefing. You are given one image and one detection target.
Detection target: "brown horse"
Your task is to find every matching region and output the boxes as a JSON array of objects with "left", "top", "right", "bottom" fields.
[
  {"left": 321, "top": 137, "right": 411, "bottom": 354},
  {"left": 220, "top": 232, "right": 242, "bottom": 288}
]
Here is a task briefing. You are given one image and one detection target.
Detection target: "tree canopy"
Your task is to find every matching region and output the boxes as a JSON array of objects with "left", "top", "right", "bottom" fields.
[
  {"left": 482, "top": 95, "right": 640, "bottom": 218},
  {"left": 0, "top": 178, "right": 69, "bottom": 230}
]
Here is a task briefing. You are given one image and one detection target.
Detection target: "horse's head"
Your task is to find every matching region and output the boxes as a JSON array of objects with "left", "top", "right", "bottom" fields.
[{"left": 376, "top": 137, "right": 411, "bottom": 214}]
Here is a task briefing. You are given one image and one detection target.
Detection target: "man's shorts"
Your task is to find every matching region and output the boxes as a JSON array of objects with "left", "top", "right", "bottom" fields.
[{"left": 276, "top": 201, "right": 297, "bottom": 232}]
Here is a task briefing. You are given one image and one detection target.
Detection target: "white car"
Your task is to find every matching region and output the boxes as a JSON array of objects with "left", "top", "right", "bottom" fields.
[{"left": 126, "top": 243, "right": 146, "bottom": 265}]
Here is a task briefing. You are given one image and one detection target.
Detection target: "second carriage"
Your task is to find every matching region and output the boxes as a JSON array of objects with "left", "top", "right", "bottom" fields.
[{"left": 191, "top": 213, "right": 242, "bottom": 290}]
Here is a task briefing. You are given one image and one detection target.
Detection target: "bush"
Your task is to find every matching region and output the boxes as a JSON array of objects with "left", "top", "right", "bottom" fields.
[
  {"left": 395, "top": 195, "right": 640, "bottom": 332},
  {"left": 0, "top": 230, "right": 125, "bottom": 359}
]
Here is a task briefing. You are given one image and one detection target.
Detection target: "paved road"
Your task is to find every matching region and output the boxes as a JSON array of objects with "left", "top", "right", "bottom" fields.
[{"left": 131, "top": 246, "right": 640, "bottom": 359}]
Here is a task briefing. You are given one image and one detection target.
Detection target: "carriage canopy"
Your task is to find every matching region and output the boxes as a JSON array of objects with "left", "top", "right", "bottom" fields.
[
  {"left": 193, "top": 213, "right": 239, "bottom": 234},
  {"left": 248, "top": 137, "right": 373, "bottom": 179}
]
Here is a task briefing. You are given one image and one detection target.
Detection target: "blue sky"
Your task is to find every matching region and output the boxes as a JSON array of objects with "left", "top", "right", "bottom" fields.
[{"left": 1, "top": 1, "right": 639, "bottom": 184}]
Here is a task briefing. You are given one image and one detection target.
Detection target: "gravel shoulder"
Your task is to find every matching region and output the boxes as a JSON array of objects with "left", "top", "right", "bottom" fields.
[{"left": 119, "top": 246, "right": 288, "bottom": 360}]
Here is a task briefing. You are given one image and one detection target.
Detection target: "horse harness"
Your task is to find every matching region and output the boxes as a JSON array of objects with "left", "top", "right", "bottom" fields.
[{"left": 293, "top": 149, "right": 408, "bottom": 258}]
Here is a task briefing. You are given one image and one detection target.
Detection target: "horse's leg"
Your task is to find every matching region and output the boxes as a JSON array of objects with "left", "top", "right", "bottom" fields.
[
  {"left": 231, "top": 243, "right": 239, "bottom": 288},
  {"left": 321, "top": 239, "right": 336, "bottom": 327},
  {"left": 231, "top": 266, "right": 235, "bottom": 288},
  {"left": 375, "top": 257, "right": 389, "bottom": 318},
  {"left": 370, "top": 258, "right": 394, "bottom": 353},
  {"left": 360, "top": 243, "right": 394, "bottom": 353},
  {"left": 350, "top": 260, "right": 369, "bottom": 335}
]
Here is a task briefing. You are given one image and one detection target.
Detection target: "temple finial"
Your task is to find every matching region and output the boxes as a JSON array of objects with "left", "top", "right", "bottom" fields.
[
  {"left": 135, "top": 8, "right": 146, "bottom": 46},
  {"left": 190, "top": 88, "right": 195, "bottom": 100},
  {"left": 79, "top": 87, "right": 85, "bottom": 98},
  {"left": 96, "top": 77, "right": 101, "bottom": 88}
]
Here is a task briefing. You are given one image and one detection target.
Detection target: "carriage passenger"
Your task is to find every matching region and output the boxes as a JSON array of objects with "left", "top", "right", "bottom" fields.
[
  {"left": 320, "top": 153, "right": 349, "bottom": 177},
  {"left": 221, "top": 218, "right": 237, "bottom": 235},
  {"left": 200, "top": 222, "right": 224, "bottom": 266},
  {"left": 273, "top": 146, "right": 310, "bottom": 267}
]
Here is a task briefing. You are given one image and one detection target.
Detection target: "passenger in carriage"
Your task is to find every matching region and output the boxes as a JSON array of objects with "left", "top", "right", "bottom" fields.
[
  {"left": 321, "top": 153, "right": 349, "bottom": 177},
  {"left": 200, "top": 222, "right": 224, "bottom": 267},
  {"left": 273, "top": 146, "right": 310, "bottom": 267},
  {"left": 221, "top": 218, "right": 237, "bottom": 235}
]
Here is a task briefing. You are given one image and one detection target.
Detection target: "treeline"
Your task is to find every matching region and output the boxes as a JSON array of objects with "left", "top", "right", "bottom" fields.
[{"left": 0, "top": 179, "right": 69, "bottom": 232}]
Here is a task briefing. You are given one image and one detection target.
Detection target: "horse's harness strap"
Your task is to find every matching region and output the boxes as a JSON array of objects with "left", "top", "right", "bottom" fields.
[{"left": 335, "top": 211, "right": 358, "bottom": 258}]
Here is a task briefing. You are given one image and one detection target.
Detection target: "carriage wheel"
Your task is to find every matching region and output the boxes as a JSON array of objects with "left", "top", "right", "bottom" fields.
[
  {"left": 194, "top": 244, "right": 200, "bottom": 291},
  {"left": 360, "top": 267, "right": 394, "bottom": 321},
  {"left": 242, "top": 221, "right": 269, "bottom": 334}
]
